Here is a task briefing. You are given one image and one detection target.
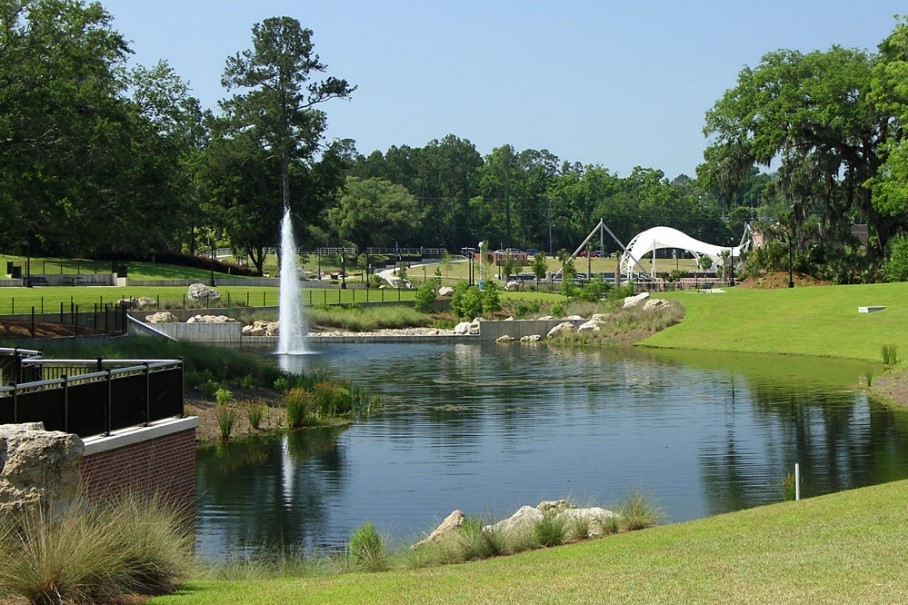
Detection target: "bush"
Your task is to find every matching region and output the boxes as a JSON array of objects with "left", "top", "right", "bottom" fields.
[
  {"left": 534, "top": 514, "right": 567, "bottom": 547},
  {"left": 215, "top": 406, "right": 237, "bottom": 441},
  {"left": 451, "top": 282, "right": 482, "bottom": 320},
  {"left": 245, "top": 402, "right": 267, "bottom": 430},
  {"left": 215, "top": 387, "right": 233, "bottom": 406},
  {"left": 284, "top": 388, "right": 314, "bottom": 429},
  {"left": 481, "top": 280, "right": 502, "bottom": 315},
  {"left": 348, "top": 522, "right": 386, "bottom": 572},
  {"left": 617, "top": 491, "right": 662, "bottom": 531},
  {"left": 0, "top": 493, "right": 192, "bottom": 604},
  {"left": 414, "top": 277, "right": 440, "bottom": 313}
]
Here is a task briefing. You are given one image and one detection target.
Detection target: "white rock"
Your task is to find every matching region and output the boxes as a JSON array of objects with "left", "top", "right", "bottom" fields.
[
  {"left": 186, "top": 314, "right": 237, "bottom": 324},
  {"left": 644, "top": 298, "right": 671, "bottom": 311},
  {"left": 563, "top": 315, "right": 585, "bottom": 321},
  {"left": 520, "top": 334, "right": 542, "bottom": 342},
  {"left": 438, "top": 286, "right": 455, "bottom": 297},
  {"left": 145, "top": 311, "right": 178, "bottom": 323},
  {"left": 496, "top": 335, "right": 515, "bottom": 343},
  {"left": 454, "top": 321, "right": 472, "bottom": 335},
  {"left": 135, "top": 296, "right": 157, "bottom": 309},
  {"left": 591, "top": 313, "right": 609, "bottom": 322},
  {"left": 187, "top": 282, "right": 220, "bottom": 301},
  {"left": 577, "top": 320, "right": 601, "bottom": 333},
  {"left": 484, "top": 505, "right": 544, "bottom": 535},
  {"left": 556, "top": 507, "right": 621, "bottom": 538},
  {"left": 505, "top": 280, "right": 520, "bottom": 291},
  {"left": 623, "top": 292, "right": 650, "bottom": 308},
  {"left": 504, "top": 316, "right": 514, "bottom": 321},
  {"left": 469, "top": 319, "right": 481, "bottom": 335},
  {"left": 546, "top": 321, "right": 576, "bottom": 339},
  {"left": 538, "top": 315, "right": 554, "bottom": 321},
  {"left": 414, "top": 510, "right": 465, "bottom": 548}
]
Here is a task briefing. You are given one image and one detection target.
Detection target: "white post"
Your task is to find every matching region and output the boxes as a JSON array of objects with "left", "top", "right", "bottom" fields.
[{"left": 795, "top": 463, "right": 800, "bottom": 501}]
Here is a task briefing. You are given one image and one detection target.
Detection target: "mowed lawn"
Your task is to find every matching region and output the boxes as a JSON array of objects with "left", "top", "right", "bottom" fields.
[
  {"left": 645, "top": 282, "right": 908, "bottom": 362},
  {"left": 151, "top": 479, "right": 908, "bottom": 605}
]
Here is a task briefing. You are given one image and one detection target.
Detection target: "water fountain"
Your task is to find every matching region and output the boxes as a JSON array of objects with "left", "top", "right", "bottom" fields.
[{"left": 277, "top": 207, "right": 308, "bottom": 355}]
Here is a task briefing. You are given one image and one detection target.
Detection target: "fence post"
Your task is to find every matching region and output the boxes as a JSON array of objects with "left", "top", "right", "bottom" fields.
[
  {"left": 60, "top": 302, "right": 63, "bottom": 323},
  {"left": 12, "top": 384, "right": 17, "bottom": 423},
  {"left": 144, "top": 363, "right": 150, "bottom": 426},
  {"left": 30, "top": 307, "right": 35, "bottom": 338},
  {"left": 262, "top": 291, "right": 266, "bottom": 307},
  {"left": 62, "top": 375, "right": 69, "bottom": 433},
  {"left": 74, "top": 305, "right": 79, "bottom": 336},
  {"left": 105, "top": 369, "right": 112, "bottom": 436},
  {"left": 246, "top": 292, "right": 250, "bottom": 307}
]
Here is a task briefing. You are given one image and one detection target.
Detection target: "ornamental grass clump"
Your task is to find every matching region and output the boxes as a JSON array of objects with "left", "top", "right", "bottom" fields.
[
  {"left": 0, "top": 493, "right": 193, "bottom": 605},
  {"left": 245, "top": 401, "right": 267, "bottom": 431},
  {"left": 284, "top": 388, "right": 315, "bottom": 429},
  {"left": 617, "top": 491, "right": 663, "bottom": 531},
  {"left": 348, "top": 522, "right": 388, "bottom": 572},
  {"left": 534, "top": 514, "right": 568, "bottom": 547},
  {"left": 215, "top": 406, "right": 237, "bottom": 442}
]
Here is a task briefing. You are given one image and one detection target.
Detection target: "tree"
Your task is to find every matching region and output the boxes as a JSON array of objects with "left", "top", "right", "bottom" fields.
[
  {"left": 220, "top": 16, "right": 354, "bottom": 216},
  {"left": 328, "top": 176, "right": 425, "bottom": 252},
  {"left": 532, "top": 253, "right": 549, "bottom": 289}
]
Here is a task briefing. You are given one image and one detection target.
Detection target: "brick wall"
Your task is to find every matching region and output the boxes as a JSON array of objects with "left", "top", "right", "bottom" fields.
[{"left": 81, "top": 419, "right": 197, "bottom": 515}]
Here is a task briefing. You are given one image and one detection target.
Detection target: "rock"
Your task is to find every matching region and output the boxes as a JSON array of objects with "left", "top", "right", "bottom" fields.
[
  {"left": 454, "top": 321, "right": 472, "bottom": 335},
  {"left": 504, "top": 316, "right": 514, "bottom": 321},
  {"left": 186, "top": 314, "right": 237, "bottom": 324},
  {"left": 538, "top": 315, "right": 554, "bottom": 321},
  {"left": 577, "top": 319, "right": 601, "bottom": 333},
  {"left": 538, "top": 499, "right": 574, "bottom": 514},
  {"left": 591, "top": 313, "right": 609, "bottom": 322},
  {"left": 414, "top": 510, "right": 465, "bottom": 548},
  {"left": 546, "top": 321, "right": 576, "bottom": 339},
  {"left": 242, "top": 319, "right": 278, "bottom": 337},
  {"left": 496, "top": 335, "right": 515, "bottom": 343},
  {"left": 520, "top": 334, "right": 542, "bottom": 342},
  {"left": 265, "top": 321, "right": 280, "bottom": 337},
  {"left": 187, "top": 282, "right": 221, "bottom": 301},
  {"left": 562, "top": 315, "right": 585, "bottom": 321},
  {"left": 135, "top": 296, "right": 157, "bottom": 309},
  {"left": 623, "top": 292, "right": 650, "bottom": 308},
  {"left": 438, "top": 286, "right": 455, "bottom": 297},
  {"left": 484, "top": 505, "right": 544, "bottom": 535},
  {"left": 469, "top": 319, "right": 481, "bottom": 335},
  {"left": 644, "top": 298, "right": 671, "bottom": 311},
  {"left": 145, "top": 311, "right": 178, "bottom": 323},
  {"left": 0, "top": 423, "right": 83, "bottom": 514},
  {"left": 505, "top": 280, "right": 520, "bottom": 291},
  {"left": 557, "top": 507, "right": 621, "bottom": 538}
]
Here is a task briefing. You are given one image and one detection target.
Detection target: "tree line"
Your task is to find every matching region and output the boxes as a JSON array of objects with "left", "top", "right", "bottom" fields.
[{"left": 3, "top": 1, "right": 908, "bottom": 282}]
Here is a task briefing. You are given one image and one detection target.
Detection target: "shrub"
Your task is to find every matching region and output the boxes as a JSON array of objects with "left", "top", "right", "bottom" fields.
[
  {"left": 348, "top": 522, "right": 387, "bottom": 572},
  {"left": 617, "top": 491, "right": 662, "bottom": 531},
  {"left": 200, "top": 378, "right": 219, "bottom": 399},
  {"left": 0, "top": 493, "right": 192, "bottom": 604},
  {"left": 215, "top": 406, "right": 237, "bottom": 441},
  {"left": 481, "top": 280, "right": 502, "bottom": 315},
  {"left": 245, "top": 402, "right": 267, "bottom": 430},
  {"left": 238, "top": 374, "right": 258, "bottom": 389},
  {"left": 414, "top": 277, "right": 440, "bottom": 313},
  {"left": 881, "top": 344, "right": 899, "bottom": 365},
  {"left": 457, "top": 517, "right": 505, "bottom": 561},
  {"left": 215, "top": 387, "right": 233, "bottom": 406},
  {"left": 549, "top": 302, "right": 564, "bottom": 318},
  {"left": 451, "top": 282, "right": 483, "bottom": 319},
  {"left": 311, "top": 382, "right": 351, "bottom": 417},
  {"left": 534, "top": 514, "right": 567, "bottom": 547},
  {"left": 284, "top": 388, "right": 314, "bottom": 429}
]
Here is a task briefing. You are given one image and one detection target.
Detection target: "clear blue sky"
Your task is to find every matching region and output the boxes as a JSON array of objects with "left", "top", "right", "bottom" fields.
[{"left": 102, "top": 0, "right": 904, "bottom": 179}]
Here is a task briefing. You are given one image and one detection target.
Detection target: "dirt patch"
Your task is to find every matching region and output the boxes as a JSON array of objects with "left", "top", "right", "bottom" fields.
[
  {"left": 869, "top": 368, "right": 908, "bottom": 409},
  {"left": 736, "top": 271, "right": 829, "bottom": 289},
  {"left": 0, "top": 319, "right": 106, "bottom": 339}
]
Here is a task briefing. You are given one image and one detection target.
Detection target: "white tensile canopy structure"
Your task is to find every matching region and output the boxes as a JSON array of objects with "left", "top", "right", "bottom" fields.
[{"left": 619, "top": 225, "right": 754, "bottom": 281}]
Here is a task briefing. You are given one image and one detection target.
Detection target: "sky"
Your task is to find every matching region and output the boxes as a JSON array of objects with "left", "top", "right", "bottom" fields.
[{"left": 101, "top": 0, "right": 905, "bottom": 179}]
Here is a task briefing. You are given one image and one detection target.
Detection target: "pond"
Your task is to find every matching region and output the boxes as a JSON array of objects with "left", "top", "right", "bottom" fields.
[{"left": 195, "top": 342, "right": 908, "bottom": 560}]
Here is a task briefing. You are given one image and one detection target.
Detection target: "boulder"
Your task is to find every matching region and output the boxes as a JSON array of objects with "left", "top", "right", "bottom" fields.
[
  {"left": 577, "top": 320, "right": 601, "bottom": 333},
  {"left": 454, "top": 321, "right": 472, "bottom": 335},
  {"left": 538, "top": 315, "right": 554, "bottom": 321},
  {"left": 520, "top": 334, "right": 542, "bottom": 342},
  {"left": 135, "top": 296, "right": 157, "bottom": 309},
  {"left": 644, "top": 298, "right": 671, "bottom": 311},
  {"left": 0, "top": 423, "right": 83, "bottom": 514},
  {"left": 591, "top": 313, "right": 609, "bottom": 322},
  {"left": 495, "top": 335, "right": 515, "bottom": 343},
  {"left": 538, "top": 499, "right": 574, "bottom": 514},
  {"left": 469, "top": 319, "right": 481, "bottom": 335},
  {"left": 557, "top": 507, "right": 620, "bottom": 538},
  {"left": 623, "top": 292, "right": 650, "bottom": 308},
  {"left": 546, "top": 322, "right": 576, "bottom": 339},
  {"left": 438, "top": 286, "right": 455, "bottom": 297},
  {"left": 562, "top": 315, "right": 585, "bottom": 321},
  {"left": 186, "top": 314, "right": 237, "bottom": 324},
  {"left": 414, "top": 510, "right": 465, "bottom": 548},
  {"left": 505, "top": 280, "right": 520, "bottom": 291},
  {"left": 503, "top": 316, "right": 514, "bottom": 321},
  {"left": 242, "top": 320, "right": 277, "bottom": 337},
  {"left": 145, "top": 311, "right": 178, "bottom": 323},
  {"left": 187, "top": 282, "right": 221, "bottom": 301},
  {"left": 484, "top": 505, "right": 544, "bottom": 535}
]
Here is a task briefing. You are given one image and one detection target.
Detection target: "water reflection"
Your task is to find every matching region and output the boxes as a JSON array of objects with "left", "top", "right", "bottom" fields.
[{"left": 198, "top": 343, "right": 908, "bottom": 559}]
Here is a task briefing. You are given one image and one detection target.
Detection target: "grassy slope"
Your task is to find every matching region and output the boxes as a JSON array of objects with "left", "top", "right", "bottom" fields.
[
  {"left": 643, "top": 282, "right": 908, "bottom": 362},
  {"left": 152, "top": 479, "right": 908, "bottom": 605}
]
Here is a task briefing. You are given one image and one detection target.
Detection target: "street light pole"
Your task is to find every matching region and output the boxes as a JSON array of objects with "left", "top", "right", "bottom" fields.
[
  {"left": 208, "top": 235, "right": 215, "bottom": 286},
  {"left": 25, "top": 233, "right": 32, "bottom": 288},
  {"left": 341, "top": 251, "right": 346, "bottom": 289},
  {"left": 788, "top": 238, "right": 794, "bottom": 288}
]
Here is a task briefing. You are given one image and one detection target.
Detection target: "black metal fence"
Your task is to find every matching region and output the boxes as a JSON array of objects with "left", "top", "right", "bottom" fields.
[
  {"left": 0, "top": 350, "right": 183, "bottom": 438},
  {"left": 0, "top": 304, "right": 128, "bottom": 338}
]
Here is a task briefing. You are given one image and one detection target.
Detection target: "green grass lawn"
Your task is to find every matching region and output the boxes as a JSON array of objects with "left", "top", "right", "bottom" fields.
[
  {"left": 645, "top": 282, "right": 908, "bottom": 362},
  {"left": 150, "top": 479, "right": 908, "bottom": 605},
  {"left": 0, "top": 285, "right": 416, "bottom": 315}
]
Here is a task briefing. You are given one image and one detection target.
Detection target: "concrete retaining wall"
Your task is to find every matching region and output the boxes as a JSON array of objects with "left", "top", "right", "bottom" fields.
[{"left": 144, "top": 321, "right": 243, "bottom": 344}]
